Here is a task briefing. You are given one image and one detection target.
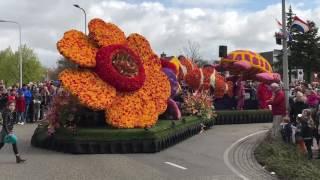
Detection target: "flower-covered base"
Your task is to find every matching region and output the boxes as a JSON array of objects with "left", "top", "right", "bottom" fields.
[{"left": 31, "top": 116, "right": 214, "bottom": 154}]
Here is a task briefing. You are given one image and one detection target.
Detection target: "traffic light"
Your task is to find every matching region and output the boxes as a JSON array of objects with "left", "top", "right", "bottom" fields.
[{"left": 219, "top": 46, "right": 227, "bottom": 57}]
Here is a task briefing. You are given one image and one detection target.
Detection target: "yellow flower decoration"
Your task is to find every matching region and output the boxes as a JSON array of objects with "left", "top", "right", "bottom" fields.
[{"left": 57, "top": 18, "right": 170, "bottom": 128}]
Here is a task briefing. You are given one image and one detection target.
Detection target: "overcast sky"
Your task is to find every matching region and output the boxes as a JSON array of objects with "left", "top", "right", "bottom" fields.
[{"left": 0, "top": 0, "right": 320, "bottom": 68}]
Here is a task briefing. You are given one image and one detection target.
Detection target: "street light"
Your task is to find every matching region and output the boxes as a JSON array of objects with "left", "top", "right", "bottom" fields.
[
  {"left": 0, "top": 20, "right": 23, "bottom": 88},
  {"left": 73, "top": 4, "right": 87, "bottom": 34}
]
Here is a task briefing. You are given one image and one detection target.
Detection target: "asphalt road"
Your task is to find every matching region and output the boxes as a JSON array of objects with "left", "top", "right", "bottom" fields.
[{"left": 0, "top": 123, "right": 271, "bottom": 180}]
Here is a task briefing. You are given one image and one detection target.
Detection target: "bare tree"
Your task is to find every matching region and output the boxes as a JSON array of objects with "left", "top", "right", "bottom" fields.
[{"left": 183, "top": 40, "right": 201, "bottom": 62}]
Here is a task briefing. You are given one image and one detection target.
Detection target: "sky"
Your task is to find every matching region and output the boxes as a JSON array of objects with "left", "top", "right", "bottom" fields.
[{"left": 0, "top": 0, "right": 320, "bottom": 68}]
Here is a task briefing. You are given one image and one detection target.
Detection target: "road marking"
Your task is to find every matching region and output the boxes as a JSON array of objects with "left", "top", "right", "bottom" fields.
[
  {"left": 223, "top": 129, "right": 269, "bottom": 180},
  {"left": 164, "top": 161, "right": 188, "bottom": 170}
]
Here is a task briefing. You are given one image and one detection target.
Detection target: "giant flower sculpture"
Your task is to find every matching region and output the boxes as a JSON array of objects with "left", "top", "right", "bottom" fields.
[{"left": 57, "top": 18, "right": 170, "bottom": 128}]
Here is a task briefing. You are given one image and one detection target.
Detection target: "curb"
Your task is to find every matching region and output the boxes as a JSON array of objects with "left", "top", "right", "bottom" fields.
[{"left": 224, "top": 129, "right": 278, "bottom": 180}]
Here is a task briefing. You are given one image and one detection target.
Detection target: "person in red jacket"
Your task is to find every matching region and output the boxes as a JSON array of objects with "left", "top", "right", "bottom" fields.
[
  {"left": 7, "top": 89, "right": 16, "bottom": 103},
  {"left": 15, "top": 92, "right": 26, "bottom": 125},
  {"left": 257, "top": 82, "right": 272, "bottom": 109},
  {"left": 267, "top": 83, "right": 286, "bottom": 138}
]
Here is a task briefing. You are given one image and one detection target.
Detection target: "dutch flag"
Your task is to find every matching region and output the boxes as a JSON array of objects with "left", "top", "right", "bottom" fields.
[
  {"left": 291, "top": 16, "right": 310, "bottom": 33},
  {"left": 275, "top": 19, "right": 293, "bottom": 42}
]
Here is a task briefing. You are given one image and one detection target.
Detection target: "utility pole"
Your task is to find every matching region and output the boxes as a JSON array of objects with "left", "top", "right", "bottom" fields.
[{"left": 282, "top": 0, "right": 289, "bottom": 111}]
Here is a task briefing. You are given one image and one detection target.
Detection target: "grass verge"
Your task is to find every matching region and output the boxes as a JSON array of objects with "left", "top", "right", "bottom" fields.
[{"left": 254, "top": 135, "right": 320, "bottom": 180}]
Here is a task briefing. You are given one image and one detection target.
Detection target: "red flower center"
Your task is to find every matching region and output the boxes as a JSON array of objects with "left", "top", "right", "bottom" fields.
[
  {"left": 111, "top": 51, "right": 139, "bottom": 77},
  {"left": 95, "top": 45, "right": 146, "bottom": 92}
]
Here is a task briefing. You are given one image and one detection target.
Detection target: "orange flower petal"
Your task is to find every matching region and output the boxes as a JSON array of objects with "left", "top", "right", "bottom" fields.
[
  {"left": 127, "top": 34, "right": 169, "bottom": 113},
  {"left": 137, "top": 68, "right": 171, "bottom": 114},
  {"left": 59, "top": 69, "right": 116, "bottom": 110},
  {"left": 57, "top": 30, "right": 97, "bottom": 67},
  {"left": 106, "top": 92, "right": 157, "bottom": 128},
  {"left": 127, "top": 33, "right": 161, "bottom": 71},
  {"left": 88, "top": 18, "right": 127, "bottom": 47}
]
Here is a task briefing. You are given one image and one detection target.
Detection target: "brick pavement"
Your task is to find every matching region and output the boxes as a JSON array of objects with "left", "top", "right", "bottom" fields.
[{"left": 227, "top": 131, "right": 278, "bottom": 180}]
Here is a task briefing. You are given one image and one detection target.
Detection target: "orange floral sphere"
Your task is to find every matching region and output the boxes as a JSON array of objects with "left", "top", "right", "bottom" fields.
[
  {"left": 184, "top": 68, "right": 202, "bottom": 90},
  {"left": 178, "top": 57, "right": 197, "bottom": 81},
  {"left": 214, "top": 74, "right": 226, "bottom": 98},
  {"left": 57, "top": 18, "right": 170, "bottom": 128},
  {"left": 200, "top": 66, "right": 215, "bottom": 91}
]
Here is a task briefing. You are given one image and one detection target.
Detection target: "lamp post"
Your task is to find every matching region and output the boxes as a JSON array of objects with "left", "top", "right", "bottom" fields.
[
  {"left": 73, "top": 4, "right": 87, "bottom": 34},
  {"left": 281, "top": 0, "right": 289, "bottom": 111},
  {"left": 0, "top": 20, "right": 23, "bottom": 88}
]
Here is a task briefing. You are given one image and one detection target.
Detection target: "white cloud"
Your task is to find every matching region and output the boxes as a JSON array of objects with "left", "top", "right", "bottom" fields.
[
  {"left": 183, "top": 8, "right": 206, "bottom": 19},
  {"left": 173, "top": 0, "right": 247, "bottom": 6},
  {"left": 35, "top": 48, "right": 60, "bottom": 68},
  {"left": 0, "top": 0, "right": 319, "bottom": 69}
]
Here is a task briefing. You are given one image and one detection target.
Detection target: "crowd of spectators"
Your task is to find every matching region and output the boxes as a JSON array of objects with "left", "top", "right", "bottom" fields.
[
  {"left": 279, "top": 80, "right": 320, "bottom": 159},
  {"left": 0, "top": 80, "right": 61, "bottom": 125}
]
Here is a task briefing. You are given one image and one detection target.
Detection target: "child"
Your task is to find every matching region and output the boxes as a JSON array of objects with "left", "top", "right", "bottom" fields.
[
  {"left": 295, "top": 114, "right": 306, "bottom": 154},
  {"left": 280, "top": 116, "right": 292, "bottom": 143},
  {"left": 301, "top": 109, "right": 315, "bottom": 159},
  {"left": 15, "top": 92, "right": 26, "bottom": 125}
]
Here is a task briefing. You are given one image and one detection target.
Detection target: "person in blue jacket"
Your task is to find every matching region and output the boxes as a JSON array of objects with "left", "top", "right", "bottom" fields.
[{"left": 20, "top": 84, "right": 32, "bottom": 123}]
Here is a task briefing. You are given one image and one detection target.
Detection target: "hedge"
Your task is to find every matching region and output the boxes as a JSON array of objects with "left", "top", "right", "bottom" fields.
[{"left": 215, "top": 110, "right": 272, "bottom": 125}]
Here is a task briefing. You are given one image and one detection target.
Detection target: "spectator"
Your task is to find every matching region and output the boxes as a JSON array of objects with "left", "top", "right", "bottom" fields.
[
  {"left": 290, "top": 91, "right": 308, "bottom": 125},
  {"left": 301, "top": 109, "right": 315, "bottom": 159},
  {"left": 236, "top": 79, "right": 245, "bottom": 110},
  {"left": 257, "top": 82, "right": 272, "bottom": 109},
  {"left": 16, "top": 92, "right": 26, "bottom": 125},
  {"left": 316, "top": 105, "right": 320, "bottom": 159},
  {"left": 40, "top": 86, "right": 50, "bottom": 120},
  {"left": 0, "top": 101, "right": 26, "bottom": 163},
  {"left": 280, "top": 116, "right": 292, "bottom": 143},
  {"left": 21, "top": 84, "right": 32, "bottom": 123},
  {"left": 306, "top": 90, "right": 320, "bottom": 108},
  {"left": 0, "top": 80, "right": 5, "bottom": 90},
  {"left": 244, "top": 82, "right": 258, "bottom": 109},
  {"left": 7, "top": 89, "right": 16, "bottom": 102},
  {"left": 32, "top": 88, "right": 42, "bottom": 122},
  {"left": 0, "top": 89, "right": 8, "bottom": 112},
  {"left": 268, "top": 83, "right": 286, "bottom": 138}
]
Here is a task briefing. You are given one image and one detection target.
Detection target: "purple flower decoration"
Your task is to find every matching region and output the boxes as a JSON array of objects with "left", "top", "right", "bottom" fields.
[{"left": 162, "top": 68, "right": 179, "bottom": 97}]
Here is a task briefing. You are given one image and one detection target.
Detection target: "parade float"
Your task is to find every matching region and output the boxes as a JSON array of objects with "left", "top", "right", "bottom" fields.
[
  {"left": 220, "top": 50, "right": 280, "bottom": 83},
  {"left": 213, "top": 50, "right": 276, "bottom": 123},
  {"left": 31, "top": 18, "right": 215, "bottom": 154},
  {"left": 160, "top": 55, "right": 273, "bottom": 125}
]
